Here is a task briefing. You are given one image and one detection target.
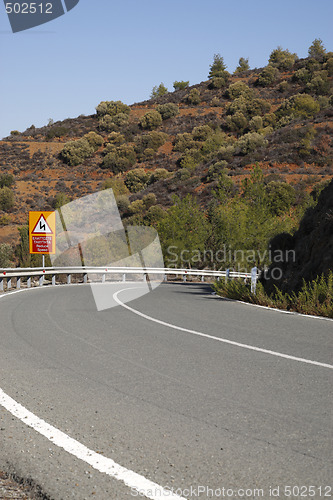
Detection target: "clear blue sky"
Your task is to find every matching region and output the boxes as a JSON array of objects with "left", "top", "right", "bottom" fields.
[{"left": 1, "top": 0, "right": 332, "bottom": 139}]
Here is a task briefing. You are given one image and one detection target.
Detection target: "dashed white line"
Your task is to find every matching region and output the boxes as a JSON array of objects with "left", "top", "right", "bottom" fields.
[{"left": 113, "top": 289, "right": 333, "bottom": 370}]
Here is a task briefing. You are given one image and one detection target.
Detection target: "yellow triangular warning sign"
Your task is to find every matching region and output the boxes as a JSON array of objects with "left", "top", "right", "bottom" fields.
[{"left": 32, "top": 214, "right": 53, "bottom": 234}]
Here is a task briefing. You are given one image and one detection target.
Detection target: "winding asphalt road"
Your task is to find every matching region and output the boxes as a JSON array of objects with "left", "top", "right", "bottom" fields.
[{"left": 0, "top": 283, "right": 332, "bottom": 499}]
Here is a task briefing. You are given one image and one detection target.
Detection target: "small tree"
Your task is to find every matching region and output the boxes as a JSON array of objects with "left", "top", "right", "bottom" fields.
[
  {"left": 234, "top": 57, "right": 250, "bottom": 73},
  {"left": 125, "top": 169, "right": 150, "bottom": 192},
  {"left": 96, "top": 100, "right": 130, "bottom": 117},
  {"left": 0, "top": 187, "right": 14, "bottom": 211},
  {"left": 0, "top": 243, "right": 13, "bottom": 267},
  {"left": 60, "top": 138, "right": 94, "bottom": 166},
  {"left": 257, "top": 65, "right": 279, "bottom": 86},
  {"left": 308, "top": 38, "right": 326, "bottom": 61},
  {"left": 0, "top": 174, "right": 15, "bottom": 188},
  {"left": 151, "top": 83, "right": 168, "bottom": 98},
  {"left": 140, "top": 110, "right": 163, "bottom": 130},
  {"left": 173, "top": 81, "right": 189, "bottom": 91},
  {"left": 208, "top": 53, "right": 227, "bottom": 78},
  {"left": 269, "top": 47, "right": 298, "bottom": 70},
  {"left": 83, "top": 131, "right": 104, "bottom": 151},
  {"left": 156, "top": 103, "right": 179, "bottom": 120},
  {"left": 186, "top": 88, "right": 201, "bottom": 105}
]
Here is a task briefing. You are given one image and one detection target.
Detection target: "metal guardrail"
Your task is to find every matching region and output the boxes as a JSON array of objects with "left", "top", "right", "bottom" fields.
[{"left": 0, "top": 267, "right": 255, "bottom": 292}]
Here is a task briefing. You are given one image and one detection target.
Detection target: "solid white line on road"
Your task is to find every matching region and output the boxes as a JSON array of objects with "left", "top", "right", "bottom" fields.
[
  {"left": 114, "top": 289, "right": 333, "bottom": 370},
  {"left": 0, "top": 389, "right": 186, "bottom": 500}
]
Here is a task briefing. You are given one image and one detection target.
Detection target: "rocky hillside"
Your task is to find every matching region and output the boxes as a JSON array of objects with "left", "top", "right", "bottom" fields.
[{"left": 0, "top": 46, "right": 332, "bottom": 254}]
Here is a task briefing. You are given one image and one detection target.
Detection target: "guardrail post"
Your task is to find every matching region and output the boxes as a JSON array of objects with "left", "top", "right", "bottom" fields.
[
  {"left": 7, "top": 278, "right": 12, "bottom": 290},
  {"left": 143, "top": 274, "right": 147, "bottom": 282},
  {"left": 183, "top": 275, "right": 186, "bottom": 282},
  {"left": 163, "top": 274, "right": 167, "bottom": 282},
  {"left": 84, "top": 274, "right": 88, "bottom": 284},
  {"left": 201, "top": 275, "right": 204, "bottom": 282},
  {"left": 27, "top": 277, "right": 31, "bottom": 288},
  {"left": 39, "top": 276, "right": 43, "bottom": 286},
  {"left": 0, "top": 278, "right": 3, "bottom": 292},
  {"left": 122, "top": 274, "right": 126, "bottom": 282},
  {"left": 52, "top": 275, "right": 56, "bottom": 286},
  {"left": 67, "top": 274, "right": 71, "bottom": 285},
  {"left": 17, "top": 277, "right": 21, "bottom": 290},
  {"left": 102, "top": 274, "right": 105, "bottom": 283}
]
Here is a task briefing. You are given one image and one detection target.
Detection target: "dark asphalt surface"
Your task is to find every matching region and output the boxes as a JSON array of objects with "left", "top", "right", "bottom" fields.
[{"left": 0, "top": 283, "right": 332, "bottom": 499}]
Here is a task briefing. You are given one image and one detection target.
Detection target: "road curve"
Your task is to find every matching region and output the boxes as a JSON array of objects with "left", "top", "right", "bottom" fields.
[{"left": 0, "top": 283, "right": 332, "bottom": 499}]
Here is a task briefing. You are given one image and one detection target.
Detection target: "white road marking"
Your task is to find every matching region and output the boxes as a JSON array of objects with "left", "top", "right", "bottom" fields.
[
  {"left": 0, "top": 389, "right": 186, "bottom": 500},
  {"left": 114, "top": 289, "right": 333, "bottom": 370}
]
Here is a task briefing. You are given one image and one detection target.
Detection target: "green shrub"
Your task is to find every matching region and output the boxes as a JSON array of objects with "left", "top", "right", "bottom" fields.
[
  {"left": 140, "top": 110, "right": 163, "bottom": 130},
  {"left": 83, "top": 131, "right": 104, "bottom": 151},
  {"left": 324, "top": 57, "right": 333, "bottom": 76},
  {"left": 0, "top": 174, "right": 15, "bottom": 188},
  {"left": 305, "top": 71, "right": 330, "bottom": 95},
  {"left": 0, "top": 187, "right": 14, "bottom": 211},
  {"left": 235, "top": 132, "right": 268, "bottom": 155},
  {"left": 186, "top": 88, "right": 201, "bottom": 105},
  {"left": 142, "top": 193, "right": 157, "bottom": 209},
  {"left": 125, "top": 168, "right": 151, "bottom": 193},
  {"left": 234, "top": 57, "right": 250, "bottom": 73},
  {"left": 257, "top": 65, "right": 279, "bottom": 86},
  {"left": 135, "top": 131, "right": 168, "bottom": 154},
  {"left": 211, "top": 97, "right": 222, "bottom": 107},
  {"left": 269, "top": 47, "right": 298, "bottom": 70},
  {"left": 308, "top": 38, "right": 326, "bottom": 61},
  {"left": 0, "top": 214, "right": 11, "bottom": 226},
  {"left": 10, "top": 130, "right": 20, "bottom": 136},
  {"left": 98, "top": 115, "right": 118, "bottom": 132},
  {"left": 96, "top": 100, "right": 130, "bottom": 117},
  {"left": 116, "top": 195, "right": 130, "bottom": 213},
  {"left": 292, "top": 68, "right": 311, "bottom": 84},
  {"left": 278, "top": 80, "right": 288, "bottom": 93},
  {"left": 107, "top": 132, "right": 125, "bottom": 145},
  {"left": 173, "top": 132, "right": 196, "bottom": 152},
  {"left": 52, "top": 193, "right": 70, "bottom": 209},
  {"left": 151, "top": 83, "right": 168, "bottom": 98},
  {"left": 144, "top": 205, "right": 165, "bottom": 224},
  {"left": 46, "top": 126, "right": 69, "bottom": 140},
  {"left": 225, "top": 112, "right": 248, "bottom": 133},
  {"left": 173, "top": 80, "right": 189, "bottom": 91},
  {"left": 192, "top": 125, "right": 213, "bottom": 141},
  {"left": 112, "top": 113, "right": 130, "bottom": 127},
  {"left": 142, "top": 148, "right": 155, "bottom": 160},
  {"left": 207, "top": 160, "right": 228, "bottom": 181},
  {"left": 60, "top": 138, "right": 94, "bottom": 166},
  {"left": 227, "top": 96, "right": 270, "bottom": 118},
  {"left": 209, "top": 76, "right": 227, "bottom": 89},
  {"left": 102, "top": 178, "right": 129, "bottom": 196},
  {"left": 175, "top": 168, "right": 191, "bottom": 181},
  {"left": 156, "top": 103, "right": 179, "bottom": 120},
  {"left": 226, "top": 81, "right": 253, "bottom": 99},
  {"left": 129, "top": 199, "right": 145, "bottom": 214},
  {"left": 0, "top": 243, "right": 13, "bottom": 267},
  {"left": 263, "top": 113, "right": 277, "bottom": 128},
  {"left": 249, "top": 116, "right": 263, "bottom": 131},
  {"left": 101, "top": 144, "right": 136, "bottom": 173},
  {"left": 149, "top": 168, "right": 171, "bottom": 183},
  {"left": 277, "top": 93, "right": 320, "bottom": 119},
  {"left": 179, "top": 153, "right": 198, "bottom": 172}
]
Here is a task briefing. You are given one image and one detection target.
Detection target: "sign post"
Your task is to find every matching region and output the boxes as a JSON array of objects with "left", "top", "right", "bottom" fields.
[{"left": 29, "top": 212, "right": 56, "bottom": 267}]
